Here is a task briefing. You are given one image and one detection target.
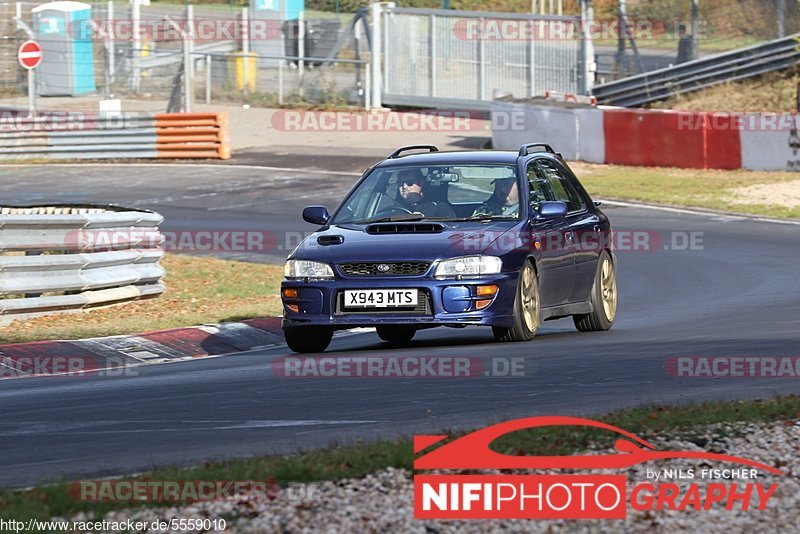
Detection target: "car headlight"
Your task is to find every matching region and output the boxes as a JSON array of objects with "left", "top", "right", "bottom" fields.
[
  {"left": 434, "top": 255, "right": 502, "bottom": 278},
  {"left": 284, "top": 259, "right": 334, "bottom": 280}
]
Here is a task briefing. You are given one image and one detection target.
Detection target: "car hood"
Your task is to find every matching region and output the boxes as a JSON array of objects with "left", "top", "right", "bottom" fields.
[{"left": 290, "top": 221, "right": 521, "bottom": 262}]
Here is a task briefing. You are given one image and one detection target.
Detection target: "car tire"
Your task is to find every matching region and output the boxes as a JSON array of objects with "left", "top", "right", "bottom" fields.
[
  {"left": 376, "top": 325, "right": 417, "bottom": 345},
  {"left": 493, "top": 261, "right": 539, "bottom": 342},
  {"left": 284, "top": 326, "right": 334, "bottom": 353},
  {"left": 573, "top": 251, "right": 617, "bottom": 332}
]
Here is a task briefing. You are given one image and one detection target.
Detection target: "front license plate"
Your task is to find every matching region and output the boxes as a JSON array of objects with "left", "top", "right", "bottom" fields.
[{"left": 343, "top": 289, "right": 418, "bottom": 308}]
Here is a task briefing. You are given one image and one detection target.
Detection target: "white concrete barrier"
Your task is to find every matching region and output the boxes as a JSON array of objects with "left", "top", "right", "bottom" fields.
[
  {"left": 740, "top": 113, "right": 800, "bottom": 172},
  {"left": 492, "top": 101, "right": 800, "bottom": 172}
]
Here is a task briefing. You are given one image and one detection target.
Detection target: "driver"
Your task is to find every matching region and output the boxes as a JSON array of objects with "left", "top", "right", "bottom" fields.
[{"left": 396, "top": 169, "right": 455, "bottom": 218}]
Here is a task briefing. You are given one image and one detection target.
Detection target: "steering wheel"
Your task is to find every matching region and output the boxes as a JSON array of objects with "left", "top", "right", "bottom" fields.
[{"left": 373, "top": 206, "right": 414, "bottom": 218}]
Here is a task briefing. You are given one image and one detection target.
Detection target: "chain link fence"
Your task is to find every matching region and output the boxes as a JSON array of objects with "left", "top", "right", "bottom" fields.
[{"left": 0, "top": 1, "right": 368, "bottom": 109}]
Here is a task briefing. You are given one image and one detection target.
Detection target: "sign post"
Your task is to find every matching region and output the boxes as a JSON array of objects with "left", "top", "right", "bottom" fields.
[{"left": 18, "top": 40, "right": 42, "bottom": 117}]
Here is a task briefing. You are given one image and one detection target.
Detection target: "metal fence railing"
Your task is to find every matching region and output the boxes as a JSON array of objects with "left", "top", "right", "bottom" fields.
[
  {"left": 592, "top": 32, "right": 800, "bottom": 108},
  {"left": 0, "top": 205, "right": 165, "bottom": 326},
  {"left": 1, "top": 1, "right": 369, "bottom": 109},
  {"left": 379, "top": 6, "right": 583, "bottom": 110}
]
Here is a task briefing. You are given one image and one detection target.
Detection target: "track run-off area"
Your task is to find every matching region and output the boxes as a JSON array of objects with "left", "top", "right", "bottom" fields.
[{"left": 0, "top": 163, "right": 798, "bottom": 488}]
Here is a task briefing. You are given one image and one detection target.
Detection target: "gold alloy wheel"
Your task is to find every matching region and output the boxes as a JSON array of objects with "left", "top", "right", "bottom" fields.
[
  {"left": 521, "top": 265, "right": 539, "bottom": 332},
  {"left": 600, "top": 257, "right": 618, "bottom": 322}
]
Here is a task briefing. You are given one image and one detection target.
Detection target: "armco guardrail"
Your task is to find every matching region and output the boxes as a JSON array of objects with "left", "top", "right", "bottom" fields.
[
  {"left": 0, "top": 205, "right": 165, "bottom": 325},
  {"left": 0, "top": 112, "right": 231, "bottom": 160},
  {"left": 592, "top": 33, "right": 800, "bottom": 107}
]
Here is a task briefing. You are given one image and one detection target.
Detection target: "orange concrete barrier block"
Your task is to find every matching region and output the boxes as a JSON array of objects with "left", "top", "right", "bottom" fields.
[
  {"left": 216, "top": 112, "right": 231, "bottom": 160},
  {"left": 153, "top": 112, "right": 232, "bottom": 160}
]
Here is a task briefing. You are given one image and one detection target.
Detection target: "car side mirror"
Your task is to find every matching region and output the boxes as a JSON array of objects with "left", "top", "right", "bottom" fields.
[
  {"left": 536, "top": 201, "right": 568, "bottom": 220},
  {"left": 302, "top": 205, "right": 330, "bottom": 225}
]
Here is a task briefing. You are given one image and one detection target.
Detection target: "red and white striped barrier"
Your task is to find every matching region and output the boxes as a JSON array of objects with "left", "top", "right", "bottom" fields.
[{"left": 492, "top": 101, "right": 800, "bottom": 171}]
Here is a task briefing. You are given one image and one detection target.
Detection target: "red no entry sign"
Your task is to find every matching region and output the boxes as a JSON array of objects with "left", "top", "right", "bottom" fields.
[{"left": 18, "top": 40, "right": 42, "bottom": 70}]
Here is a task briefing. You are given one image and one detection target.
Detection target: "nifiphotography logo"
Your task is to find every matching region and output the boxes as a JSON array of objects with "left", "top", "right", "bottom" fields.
[{"left": 413, "top": 416, "right": 782, "bottom": 520}]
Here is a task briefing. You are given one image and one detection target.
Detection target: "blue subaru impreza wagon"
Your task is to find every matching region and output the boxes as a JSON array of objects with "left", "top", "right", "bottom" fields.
[{"left": 280, "top": 144, "right": 617, "bottom": 353}]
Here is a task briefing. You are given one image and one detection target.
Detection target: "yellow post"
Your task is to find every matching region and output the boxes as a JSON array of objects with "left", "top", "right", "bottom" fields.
[{"left": 234, "top": 52, "right": 257, "bottom": 92}]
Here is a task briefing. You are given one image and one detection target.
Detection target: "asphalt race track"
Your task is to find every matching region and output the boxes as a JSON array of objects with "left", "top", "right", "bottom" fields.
[{"left": 1, "top": 164, "right": 799, "bottom": 488}]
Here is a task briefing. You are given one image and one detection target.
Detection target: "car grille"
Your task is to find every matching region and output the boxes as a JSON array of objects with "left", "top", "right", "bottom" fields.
[
  {"left": 338, "top": 261, "right": 431, "bottom": 277},
  {"left": 335, "top": 289, "right": 432, "bottom": 316}
]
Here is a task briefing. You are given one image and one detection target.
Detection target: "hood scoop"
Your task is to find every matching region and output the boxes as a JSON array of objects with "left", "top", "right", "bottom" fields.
[
  {"left": 317, "top": 235, "right": 344, "bottom": 246},
  {"left": 366, "top": 223, "right": 445, "bottom": 235}
]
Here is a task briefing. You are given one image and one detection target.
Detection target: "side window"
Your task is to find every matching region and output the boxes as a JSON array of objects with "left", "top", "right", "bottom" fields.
[
  {"left": 530, "top": 159, "right": 585, "bottom": 212},
  {"left": 526, "top": 162, "right": 554, "bottom": 207}
]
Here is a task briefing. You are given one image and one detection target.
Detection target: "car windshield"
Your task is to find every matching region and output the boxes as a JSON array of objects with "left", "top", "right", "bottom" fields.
[{"left": 331, "top": 164, "right": 521, "bottom": 224}]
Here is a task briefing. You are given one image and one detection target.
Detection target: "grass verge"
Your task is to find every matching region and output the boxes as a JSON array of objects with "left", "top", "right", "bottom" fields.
[
  {"left": 572, "top": 162, "right": 800, "bottom": 220},
  {"left": 1, "top": 395, "right": 798, "bottom": 523},
  {"left": 0, "top": 254, "right": 284, "bottom": 345}
]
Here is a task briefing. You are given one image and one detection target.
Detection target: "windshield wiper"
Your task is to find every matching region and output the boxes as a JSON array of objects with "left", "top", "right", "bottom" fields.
[
  {"left": 355, "top": 214, "right": 449, "bottom": 224},
  {"left": 444, "top": 215, "right": 519, "bottom": 222}
]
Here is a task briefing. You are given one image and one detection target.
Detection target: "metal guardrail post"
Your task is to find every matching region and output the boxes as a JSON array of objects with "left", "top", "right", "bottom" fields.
[
  {"left": 691, "top": 0, "right": 699, "bottom": 60},
  {"left": 27, "top": 70, "right": 35, "bottom": 118},
  {"left": 370, "top": 1, "right": 382, "bottom": 109},
  {"left": 278, "top": 60, "right": 285, "bottom": 105},
  {"left": 429, "top": 14, "right": 437, "bottom": 98},
  {"left": 298, "top": 11, "right": 305, "bottom": 81},
  {"left": 580, "top": 0, "right": 595, "bottom": 94},
  {"left": 187, "top": 5, "right": 195, "bottom": 77},
  {"left": 107, "top": 1, "right": 115, "bottom": 79},
  {"left": 132, "top": 0, "right": 141, "bottom": 93},
  {"left": 528, "top": 23, "right": 535, "bottom": 97},
  {"left": 165, "top": 16, "right": 193, "bottom": 113},
  {"left": 478, "top": 17, "right": 486, "bottom": 100},
  {"left": 205, "top": 54, "right": 212, "bottom": 104},
  {"left": 365, "top": 62, "right": 371, "bottom": 109},
  {"left": 242, "top": 7, "right": 250, "bottom": 98}
]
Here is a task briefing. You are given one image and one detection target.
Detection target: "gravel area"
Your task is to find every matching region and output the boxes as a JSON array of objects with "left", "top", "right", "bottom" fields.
[
  {"left": 65, "top": 420, "right": 798, "bottom": 533},
  {"left": 729, "top": 180, "right": 800, "bottom": 209}
]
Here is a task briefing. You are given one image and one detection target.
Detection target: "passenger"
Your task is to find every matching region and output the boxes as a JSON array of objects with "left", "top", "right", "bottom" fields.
[{"left": 474, "top": 177, "right": 520, "bottom": 217}]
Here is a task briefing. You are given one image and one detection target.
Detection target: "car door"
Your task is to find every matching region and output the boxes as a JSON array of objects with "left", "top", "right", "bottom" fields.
[
  {"left": 537, "top": 159, "right": 601, "bottom": 303},
  {"left": 527, "top": 158, "right": 573, "bottom": 307}
]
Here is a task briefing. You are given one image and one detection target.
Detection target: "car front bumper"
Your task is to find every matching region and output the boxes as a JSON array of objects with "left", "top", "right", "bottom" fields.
[{"left": 281, "top": 273, "right": 519, "bottom": 330}]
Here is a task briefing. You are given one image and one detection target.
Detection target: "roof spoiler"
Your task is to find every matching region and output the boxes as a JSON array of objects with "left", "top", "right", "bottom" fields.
[
  {"left": 518, "top": 143, "right": 556, "bottom": 156},
  {"left": 388, "top": 145, "right": 439, "bottom": 159}
]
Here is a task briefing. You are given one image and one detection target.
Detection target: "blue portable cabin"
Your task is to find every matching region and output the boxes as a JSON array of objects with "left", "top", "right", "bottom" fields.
[
  {"left": 250, "top": 0, "right": 305, "bottom": 66},
  {"left": 32, "top": 1, "right": 96, "bottom": 96}
]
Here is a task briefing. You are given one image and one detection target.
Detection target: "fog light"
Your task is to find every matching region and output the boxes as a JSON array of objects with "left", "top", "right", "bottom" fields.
[
  {"left": 475, "top": 299, "right": 492, "bottom": 310},
  {"left": 282, "top": 288, "right": 298, "bottom": 299},
  {"left": 476, "top": 285, "right": 498, "bottom": 297},
  {"left": 286, "top": 304, "right": 300, "bottom": 313}
]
